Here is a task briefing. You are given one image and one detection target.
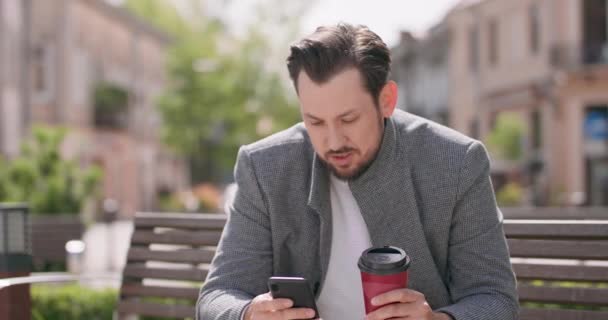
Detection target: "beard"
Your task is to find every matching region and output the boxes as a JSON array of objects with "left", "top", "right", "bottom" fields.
[
  {"left": 320, "top": 139, "right": 380, "bottom": 181},
  {"left": 321, "top": 153, "right": 375, "bottom": 181},
  {"left": 319, "top": 115, "right": 386, "bottom": 181}
]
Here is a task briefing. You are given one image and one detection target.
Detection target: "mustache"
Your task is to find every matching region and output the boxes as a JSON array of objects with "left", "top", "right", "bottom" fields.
[{"left": 326, "top": 147, "right": 356, "bottom": 157}]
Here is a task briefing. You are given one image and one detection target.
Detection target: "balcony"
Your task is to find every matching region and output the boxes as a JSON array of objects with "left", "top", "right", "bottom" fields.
[
  {"left": 583, "top": 42, "right": 608, "bottom": 65},
  {"left": 550, "top": 43, "right": 608, "bottom": 70},
  {"left": 92, "top": 83, "right": 130, "bottom": 130}
]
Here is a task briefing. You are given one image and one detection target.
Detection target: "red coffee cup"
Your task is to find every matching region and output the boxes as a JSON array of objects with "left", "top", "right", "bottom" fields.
[{"left": 358, "top": 246, "right": 410, "bottom": 314}]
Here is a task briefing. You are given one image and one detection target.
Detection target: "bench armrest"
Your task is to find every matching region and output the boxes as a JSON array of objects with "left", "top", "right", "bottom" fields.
[{"left": 0, "top": 273, "right": 120, "bottom": 291}]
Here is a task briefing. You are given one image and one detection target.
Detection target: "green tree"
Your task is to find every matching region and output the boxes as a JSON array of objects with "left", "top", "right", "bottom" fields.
[
  {"left": 485, "top": 113, "right": 525, "bottom": 161},
  {"left": 124, "top": 0, "right": 306, "bottom": 182},
  {"left": 0, "top": 127, "right": 101, "bottom": 215}
]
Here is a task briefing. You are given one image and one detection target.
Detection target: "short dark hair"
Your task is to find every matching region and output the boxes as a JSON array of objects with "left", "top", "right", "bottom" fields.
[{"left": 286, "top": 23, "right": 391, "bottom": 103}]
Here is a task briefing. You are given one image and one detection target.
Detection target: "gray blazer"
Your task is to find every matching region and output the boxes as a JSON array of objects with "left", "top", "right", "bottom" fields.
[{"left": 198, "top": 110, "right": 519, "bottom": 320}]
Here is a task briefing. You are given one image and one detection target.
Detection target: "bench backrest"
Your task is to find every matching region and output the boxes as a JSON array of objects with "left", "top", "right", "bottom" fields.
[
  {"left": 117, "top": 210, "right": 608, "bottom": 319},
  {"left": 117, "top": 212, "right": 227, "bottom": 319},
  {"left": 503, "top": 209, "right": 608, "bottom": 320}
]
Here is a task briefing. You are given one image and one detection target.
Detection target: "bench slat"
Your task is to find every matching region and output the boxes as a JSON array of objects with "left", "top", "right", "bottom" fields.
[
  {"left": 504, "top": 221, "right": 608, "bottom": 239},
  {"left": 502, "top": 207, "right": 608, "bottom": 220},
  {"left": 117, "top": 300, "right": 194, "bottom": 318},
  {"left": 520, "top": 307, "right": 608, "bottom": 320},
  {"left": 508, "top": 239, "right": 608, "bottom": 260},
  {"left": 518, "top": 284, "right": 608, "bottom": 305},
  {"left": 120, "top": 283, "right": 200, "bottom": 300},
  {"left": 127, "top": 247, "right": 216, "bottom": 264},
  {"left": 513, "top": 262, "right": 608, "bottom": 282},
  {"left": 134, "top": 212, "right": 226, "bottom": 230},
  {"left": 131, "top": 230, "right": 222, "bottom": 246},
  {"left": 123, "top": 265, "right": 209, "bottom": 282}
]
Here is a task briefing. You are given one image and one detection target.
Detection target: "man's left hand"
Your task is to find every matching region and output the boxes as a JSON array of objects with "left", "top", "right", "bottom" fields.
[{"left": 364, "top": 289, "right": 452, "bottom": 320}]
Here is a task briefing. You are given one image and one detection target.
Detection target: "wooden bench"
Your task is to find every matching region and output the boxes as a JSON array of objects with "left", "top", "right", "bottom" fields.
[
  {"left": 116, "top": 209, "right": 608, "bottom": 319},
  {"left": 502, "top": 208, "right": 608, "bottom": 320},
  {"left": 116, "top": 212, "right": 227, "bottom": 319}
]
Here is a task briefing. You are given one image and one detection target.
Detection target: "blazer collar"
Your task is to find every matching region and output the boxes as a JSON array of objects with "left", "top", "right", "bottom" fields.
[
  {"left": 306, "top": 115, "right": 404, "bottom": 217},
  {"left": 306, "top": 114, "right": 440, "bottom": 295}
]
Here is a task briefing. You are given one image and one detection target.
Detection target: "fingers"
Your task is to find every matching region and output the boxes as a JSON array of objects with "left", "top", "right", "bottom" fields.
[
  {"left": 253, "top": 293, "right": 293, "bottom": 312},
  {"left": 366, "top": 289, "right": 432, "bottom": 320},
  {"left": 371, "top": 288, "right": 423, "bottom": 306},
  {"left": 365, "top": 301, "right": 420, "bottom": 320},
  {"left": 247, "top": 292, "right": 316, "bottom": 320},
  {"left": 275, "top": 307, "right": 317, "bottom": 319}
]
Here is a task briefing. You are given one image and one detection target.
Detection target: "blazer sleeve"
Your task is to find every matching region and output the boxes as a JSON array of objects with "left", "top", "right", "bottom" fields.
[
  {"left": 436, "top": 141, "right": 519, "bottom": 320},
  {"left": 197, "top": 147, "right": 273, "bottom": 320}
]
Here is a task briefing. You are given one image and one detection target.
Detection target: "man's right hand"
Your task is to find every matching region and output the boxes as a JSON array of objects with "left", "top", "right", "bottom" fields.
[{"left": 243, "top": 292, "right": 318, "bottom": 320}]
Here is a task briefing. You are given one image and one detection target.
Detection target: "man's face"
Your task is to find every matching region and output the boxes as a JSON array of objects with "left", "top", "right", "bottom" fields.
[{"left": 297, "top": 68, "right": 395, "bottom": 179}]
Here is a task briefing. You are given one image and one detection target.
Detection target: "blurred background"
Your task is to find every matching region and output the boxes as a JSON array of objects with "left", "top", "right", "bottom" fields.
[
  {"left": 2, "top": 0, "right": 607, "bottom": 219},
  {"left": 0, "top": 0, "right": 607, "bottom": 318}
]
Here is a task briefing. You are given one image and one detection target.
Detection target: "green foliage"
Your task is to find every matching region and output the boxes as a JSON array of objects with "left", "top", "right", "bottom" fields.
[
  {"left": 0, "top": 126, "right": 101, "bottom": 214},
  {"left": 485, "top": 113, "right": 525, "bottom": 161},
  {"left": 93, "top": 82, "right": 129, "bottom": 129},
  {"left": 496, "top": 182, "right": 523, "bottom": 207},
  {"left": 31, "top": 284, "right": 117, "bottom": 320},
  {"left": 93, "top": 83, "right": 129, "bottom": 113},
  {"left": 124, "top": 0, "right": 304, "bottom": 182},
  {"left": 158, "top": 192, "right": 186, "bottom": 212},
  {"left": 521, "top": 280, "right": 608, "bottom": 311},
  {"left": 124, "top": 0, "right": 194, "bottom": 37}
]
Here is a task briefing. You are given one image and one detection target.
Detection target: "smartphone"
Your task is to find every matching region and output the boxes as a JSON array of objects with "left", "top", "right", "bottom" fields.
[{"left": 268, "top": 276, "right": 320, "bottom": 319}]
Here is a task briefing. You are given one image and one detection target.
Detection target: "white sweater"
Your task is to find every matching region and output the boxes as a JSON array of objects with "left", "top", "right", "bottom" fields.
[{"left": 316, "top": 175, "right": 372, "bottom": 320}]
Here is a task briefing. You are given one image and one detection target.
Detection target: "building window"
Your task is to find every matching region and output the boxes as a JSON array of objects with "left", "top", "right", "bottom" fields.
[
  {"left": 529, "top": 3, "right": 541, "bottom": 54},
  {"left": 32, "top": 47, "right": 46, "bottom": 92},
  {"left": 531, "top": 109, "right": 542, "bottom": 149},
  {"left": 469, "top": 25, "right": 479, "bottom": 72},
  {"left": 470, "top": 119, "right": 480, "bottom": 140},
  {"left": 583, "top": 0, "right": 608, "bottom": 64},
  {"left": 488, "top": 19, "right": 499, "bottom": 66},
  {"left": 71, "top": 48, "right": 91, "bottom": 106},
  {"left": 583, "top": 105, "right": 608, "bottom": 206},
  {"left": 31, "top": 44, "right": 55, "bottom": 102},
  {"left": 509, "top": 12, "right": 526, "bottom": 62}
]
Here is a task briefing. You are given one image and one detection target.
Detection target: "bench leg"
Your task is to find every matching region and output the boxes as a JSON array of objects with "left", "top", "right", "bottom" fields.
[{"left": 0, "top": 272, "right": 31, "bottom": 320}]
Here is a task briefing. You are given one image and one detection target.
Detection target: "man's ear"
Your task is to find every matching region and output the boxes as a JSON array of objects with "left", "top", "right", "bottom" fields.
[{"left": 379, "top": 81, "right": 398, "bottom": 118}]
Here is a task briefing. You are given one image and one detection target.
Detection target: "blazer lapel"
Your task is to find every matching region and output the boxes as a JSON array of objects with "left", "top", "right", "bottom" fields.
[
  {"left": 349, "top": 117, "right": 445, "bottom": 301},
  {"left": 307, "top": 154, "right": 332, "bottom": 295}
]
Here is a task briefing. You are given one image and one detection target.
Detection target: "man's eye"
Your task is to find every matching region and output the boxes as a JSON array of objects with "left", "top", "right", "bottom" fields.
[
  {"left": 309, "top": 121, "right": 322, "bottom": 126},
  {"left": 342, "top": 117, "right": 357, "bottom": 123}
]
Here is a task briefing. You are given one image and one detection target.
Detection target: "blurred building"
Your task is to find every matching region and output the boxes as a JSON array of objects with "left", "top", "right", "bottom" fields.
[
  {"left": 391, "top": 26, "right": 450, "bottom": 126},
  {"left": 0, "top": 0, "right": 189, "bottom": 217},
  {"left": 444, "top": 0, "right": 608, "bottom": 206},
  {"left": 0, "top": 0, "right": 26, "bottom": 158}
]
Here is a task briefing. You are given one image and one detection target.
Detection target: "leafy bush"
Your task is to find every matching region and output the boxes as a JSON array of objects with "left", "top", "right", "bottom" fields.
[
  {"left": 485, "top": 113, "right": 525, "bottom": 161},
  {"left": 496, "top": 182, "right": 523, "bottom": 206},
  {"left": 31, "top": 284, "right": 117, "bottom": 320},
  {"left": 31, "top": 284, "right": 198, "bottom": 320},
  {"left": 0, "top": 126, "right": 101, "bottom": 214}
]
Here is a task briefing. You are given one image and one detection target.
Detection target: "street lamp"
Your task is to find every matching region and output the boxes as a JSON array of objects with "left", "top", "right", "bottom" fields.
[
  {"left": 0, "top": 203, "right": 32, "bottom": 320},
  {"left": 0, "top": 203, "right": 31, "bottom": 271}
]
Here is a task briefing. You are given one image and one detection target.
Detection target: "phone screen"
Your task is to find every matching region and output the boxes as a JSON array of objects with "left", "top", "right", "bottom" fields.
[{"left": 268, "top": 277, "right": 319, "bottom": 318}]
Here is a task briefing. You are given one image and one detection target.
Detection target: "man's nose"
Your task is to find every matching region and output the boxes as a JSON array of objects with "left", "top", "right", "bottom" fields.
[{"left": 327, "top": 126, "right": 345, "bottom": 151}]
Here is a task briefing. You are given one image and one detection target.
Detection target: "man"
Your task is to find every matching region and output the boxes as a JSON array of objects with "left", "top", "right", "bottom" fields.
[{"left": 198, "top": 23, "right": 518, "bottom": 320}]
